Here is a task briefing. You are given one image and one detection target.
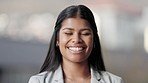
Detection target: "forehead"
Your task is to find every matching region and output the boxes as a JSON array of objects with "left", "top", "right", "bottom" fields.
[{"left": 61, "top": 17, "right": 91, "bottom": 30}]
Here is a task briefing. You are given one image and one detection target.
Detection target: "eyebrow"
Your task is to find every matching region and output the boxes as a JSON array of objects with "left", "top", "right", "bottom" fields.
[
  {"left": 62, "top": 28, "right": 91, "bottom": 31},
  {"left": 62, "top": 28, "right": 74, "bottom": 31}
]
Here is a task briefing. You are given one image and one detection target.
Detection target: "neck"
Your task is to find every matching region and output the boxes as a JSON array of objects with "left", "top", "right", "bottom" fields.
[{"left": 62, "top": 61, "right": 90, "bottom": 79}]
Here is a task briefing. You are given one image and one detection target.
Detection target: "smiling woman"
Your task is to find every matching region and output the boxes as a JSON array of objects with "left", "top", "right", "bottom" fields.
[
  {"left": 28, "top": 5, "right": 123, "bottom": 83},
  {"left": 58, "top": 18, "right": 93, "bottom": 63}
]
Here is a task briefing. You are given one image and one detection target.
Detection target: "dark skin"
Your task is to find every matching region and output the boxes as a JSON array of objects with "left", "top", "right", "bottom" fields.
[{"left": 57, "top": 17, "right": 93, "bottom": 83}]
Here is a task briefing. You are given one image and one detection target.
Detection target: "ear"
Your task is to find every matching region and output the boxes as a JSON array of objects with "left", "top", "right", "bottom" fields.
[{"left": 56, "top": 41, "right": 59, "bottom": 47}]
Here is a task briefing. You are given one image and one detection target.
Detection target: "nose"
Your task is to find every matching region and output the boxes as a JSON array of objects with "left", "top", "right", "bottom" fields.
[{"left": 72, "top": 33, "right": 82, "bottom": 43}]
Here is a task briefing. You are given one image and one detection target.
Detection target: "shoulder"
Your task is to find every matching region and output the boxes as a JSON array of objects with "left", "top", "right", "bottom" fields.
[
  {"left": 100, "top": 71, "right": 123, "bottom": 83},
  {"left": 28, "top": 66, "right": 64, "bottom": 83},
  {"left": 91, "top": 68, "right": 123, "bottom": 83},
  {"left": 28, "top": 71, "right": 53, "bottom": 83}
]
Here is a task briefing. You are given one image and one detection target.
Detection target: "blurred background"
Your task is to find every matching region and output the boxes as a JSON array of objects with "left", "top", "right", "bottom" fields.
[{"left": 0, "top": 0, "right": 148, "bottom": 83}]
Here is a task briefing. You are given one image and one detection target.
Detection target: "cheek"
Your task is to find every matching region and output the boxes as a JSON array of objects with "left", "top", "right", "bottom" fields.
[
  {"left": 89, "top": 40, "right": 93, "bottom": 51},
  {"left": 59, "top": 34, "right": 68, "bottom": 46},
  {"left": 87, "top": 37, "right": 94, "bottom": 54},
  {"left": 86, "top": 36, "right": 93, "bottom": 47}
]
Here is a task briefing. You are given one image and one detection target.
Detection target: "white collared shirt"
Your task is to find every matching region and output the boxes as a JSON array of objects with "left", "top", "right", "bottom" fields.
[{"left": 28, "top": 66, "right": 123, "bottom": 83}]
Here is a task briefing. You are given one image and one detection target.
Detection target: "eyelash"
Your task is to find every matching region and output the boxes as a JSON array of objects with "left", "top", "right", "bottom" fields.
[
  {"left": 65, "top": 32, "right": 73, "bottom": 35},
  {"left": 82, "top": 33, "right": 91, "bottom": 35},
  {"left": 64, "top": 32, "right": 91, "bottom": 36}
]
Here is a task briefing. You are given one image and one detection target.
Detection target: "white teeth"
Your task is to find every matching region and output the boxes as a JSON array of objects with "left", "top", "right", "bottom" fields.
[{"left": 69, "top": 47, "right": 83, "bottom": 51}]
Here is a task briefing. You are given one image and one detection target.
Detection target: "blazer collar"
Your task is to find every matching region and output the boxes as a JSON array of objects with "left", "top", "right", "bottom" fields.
[
  {"left": 52, "top": 65, "right": 102, "bottom": 83},
  {"left": 52, "top": 66, "right": 64, "bottom": 83},
  {"left": 91, "top": 68, "right": 102, "bottom": 83}
]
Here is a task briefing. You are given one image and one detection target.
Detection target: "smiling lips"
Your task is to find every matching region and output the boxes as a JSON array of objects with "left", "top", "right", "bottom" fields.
[{"left": 68, "top": 46, "right": 85, "bottom": 54}]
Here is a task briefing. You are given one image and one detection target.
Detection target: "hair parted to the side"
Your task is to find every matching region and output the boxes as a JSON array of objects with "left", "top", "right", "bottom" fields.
[{"left": 40, "top": 5, "right": 106, "bottom": 73}]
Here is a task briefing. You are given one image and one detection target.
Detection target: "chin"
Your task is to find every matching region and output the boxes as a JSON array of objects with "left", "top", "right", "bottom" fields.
[{"left": 70, "top": 58, "right": 88, "bottom": 63}]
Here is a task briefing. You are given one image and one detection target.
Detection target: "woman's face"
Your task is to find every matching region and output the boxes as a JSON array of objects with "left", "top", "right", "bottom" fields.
[{"left": 57, "top": 17, "right": 93, "bottom": 63}]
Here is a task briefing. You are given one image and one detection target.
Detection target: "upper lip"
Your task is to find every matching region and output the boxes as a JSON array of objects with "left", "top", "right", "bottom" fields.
[{"left": 67, "top": 44, "right": 86, "bottom": 48}]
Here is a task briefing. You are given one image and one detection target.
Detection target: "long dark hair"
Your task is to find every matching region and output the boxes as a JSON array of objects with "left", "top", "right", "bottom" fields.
[{"left": 40, "top": 5, "right": 106, "bottom": 73}]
